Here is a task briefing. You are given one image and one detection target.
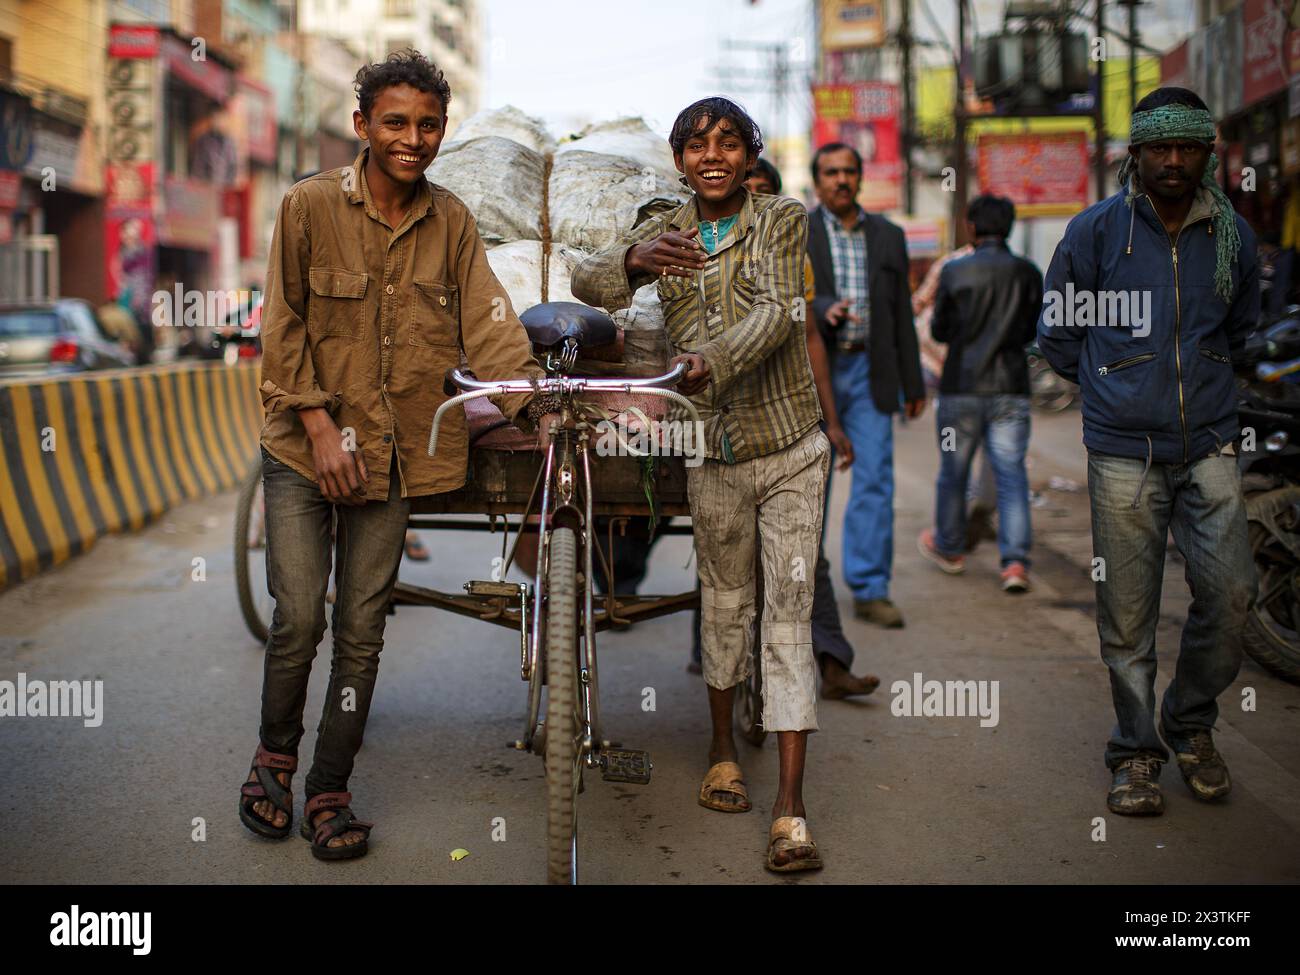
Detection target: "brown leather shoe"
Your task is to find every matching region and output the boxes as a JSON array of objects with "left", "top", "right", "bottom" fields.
[
  {"left": 854, "top": 598, "right": 904, "bottom": 628},
  {"left": 820, "top": 655, "right": 880, "bottom": 700}
]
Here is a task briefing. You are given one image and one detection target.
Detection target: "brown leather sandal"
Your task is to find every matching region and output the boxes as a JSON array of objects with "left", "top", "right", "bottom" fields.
[
  {"left": 238, "top": 744, "right": 297, "bottom": 840},
  {"left": 301, "top": 792, "right": 374, "bottom": 861}
]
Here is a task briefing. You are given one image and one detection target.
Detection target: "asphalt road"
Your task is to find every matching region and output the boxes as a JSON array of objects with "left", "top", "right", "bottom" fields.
[{"left": 2, "top": 409, "right": 1298, "bottom": 884}]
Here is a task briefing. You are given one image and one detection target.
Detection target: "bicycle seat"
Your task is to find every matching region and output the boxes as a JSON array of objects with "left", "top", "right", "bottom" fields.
[{"left": 519, "top": 302, "right": 617, "bottom": 350}]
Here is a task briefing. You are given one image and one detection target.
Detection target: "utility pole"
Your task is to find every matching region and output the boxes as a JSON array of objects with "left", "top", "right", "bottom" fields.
[
  {"left": 293, "top": 0, "right": 306, "bottom": 179},
  {"left": 900, "top": 0, "right": 914, "bottom": 213},
  {"left": 1093, "top": 0, "right": 1107, "bottom": 202},
  {"left": 1124, "top": 0, "right": 1141, "bottom": 115},
  {"left": 953, "top": 0, "right": 967, "bottom": 248}
]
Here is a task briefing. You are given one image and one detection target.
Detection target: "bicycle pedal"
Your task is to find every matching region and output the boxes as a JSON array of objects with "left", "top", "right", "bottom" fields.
[
  {"left": 465, "top": 580, "right": 526, "bottom": 597},
  {"left": 601, "top": 748, "right": 652, "bottom": 784}
]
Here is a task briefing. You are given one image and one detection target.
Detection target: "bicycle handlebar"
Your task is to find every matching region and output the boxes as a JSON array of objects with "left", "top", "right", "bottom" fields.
[{"left": 427, "top": 363, "right": 703, "bottom": 457}]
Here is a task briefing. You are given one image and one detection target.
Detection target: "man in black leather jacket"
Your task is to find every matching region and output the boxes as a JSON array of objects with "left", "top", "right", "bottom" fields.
[{"left": 917, "top": 195, "right": 1042, "bottom": 593}]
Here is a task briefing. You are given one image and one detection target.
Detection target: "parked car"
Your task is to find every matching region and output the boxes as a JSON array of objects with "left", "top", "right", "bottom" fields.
[{"left": 0, "top": 300, "right": 138, "bottom": 379}]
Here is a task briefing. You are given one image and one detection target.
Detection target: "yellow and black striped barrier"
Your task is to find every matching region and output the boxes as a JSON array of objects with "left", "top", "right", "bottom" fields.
[{"left": 0, "top": 362, "right": 262, "bottom": 591}]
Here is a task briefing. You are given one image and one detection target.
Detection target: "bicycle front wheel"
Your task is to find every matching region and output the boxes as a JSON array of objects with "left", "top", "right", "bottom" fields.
[{"left": 544, "top": 527, "right": 582, "bottom": 884}]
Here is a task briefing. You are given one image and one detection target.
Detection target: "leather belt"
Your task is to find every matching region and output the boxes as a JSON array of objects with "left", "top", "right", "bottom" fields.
[{"left": 837, "top": 340, "right": 867, "bottom": 353}]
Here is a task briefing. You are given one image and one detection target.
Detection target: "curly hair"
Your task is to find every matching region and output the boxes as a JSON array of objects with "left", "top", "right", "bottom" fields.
[
  {"left": 354, "top": 49, "right": 452, "bottom": 119},
  {"left": 668, "top": 97, "right": 763, "bottom": 163}
]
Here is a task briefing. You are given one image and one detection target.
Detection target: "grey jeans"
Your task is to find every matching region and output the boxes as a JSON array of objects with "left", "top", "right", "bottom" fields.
[
  {"left": 1087, "top": 448, "right": 1255, "bottom": 769},
  {"left": 258, "top": 446, "right": 411, "bottom": 797}
]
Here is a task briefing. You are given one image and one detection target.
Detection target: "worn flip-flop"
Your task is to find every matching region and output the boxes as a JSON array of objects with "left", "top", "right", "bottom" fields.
[
  {"left": 767, "top": 816, "right": 823, "bottom": 873},
  {"left": 698, "top": 761, "right": 752, "bottom": 813}
]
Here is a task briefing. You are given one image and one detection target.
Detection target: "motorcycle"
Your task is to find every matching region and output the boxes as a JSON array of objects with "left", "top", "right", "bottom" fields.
[{"left": 1237, "top": 307, "right": 1300, "bottom": 684}]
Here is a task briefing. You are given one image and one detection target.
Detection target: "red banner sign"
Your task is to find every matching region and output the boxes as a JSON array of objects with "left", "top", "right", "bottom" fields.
[
  {"left": 0, "top": 169, "right": 20, "bottom": 209},
  {"left": 1243, "top": 0, "right": 1290, "bottom": 105},
  {"left": 106, "top": 161, "right": 154, "bottom": 215},
  {"left": 108, "top": 24, "right": 160, "bottom": 59},
  {"left": 812, "top": 82, "right": 900, "bottom": 212},
  {"left": 976, "top": 132, "right": 1089, "bottom": 218},
  {"left": 162, "top": 33, "right": 232, "bottom": 103}
]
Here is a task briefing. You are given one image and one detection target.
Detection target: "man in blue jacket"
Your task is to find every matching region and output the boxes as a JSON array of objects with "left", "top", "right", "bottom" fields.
[{"left": 1038, "top": 87, "right": 1260, "bottom": 816}]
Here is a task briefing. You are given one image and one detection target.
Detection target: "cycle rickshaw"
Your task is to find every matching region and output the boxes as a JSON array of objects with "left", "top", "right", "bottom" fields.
[{"left": 234, "top": 303, "right": 766, "bottom": 884}]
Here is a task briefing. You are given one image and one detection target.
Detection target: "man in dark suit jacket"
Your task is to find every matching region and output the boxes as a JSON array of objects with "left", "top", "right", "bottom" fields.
[{"left": 808, "top": 143, "right": 926, "bottom": 628}]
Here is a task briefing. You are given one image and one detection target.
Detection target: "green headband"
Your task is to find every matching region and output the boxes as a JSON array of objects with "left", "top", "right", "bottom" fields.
[
  {"left": 1128, "top": 104, "right": 1215, "bottom": 146},
  {"left": 1116, "top": 103, "right": 1240, "bottom": 303}
]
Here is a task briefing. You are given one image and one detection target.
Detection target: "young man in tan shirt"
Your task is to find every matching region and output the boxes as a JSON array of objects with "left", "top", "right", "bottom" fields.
[{"left": 238, "top": 51, "right": 556, "bottom": 860}]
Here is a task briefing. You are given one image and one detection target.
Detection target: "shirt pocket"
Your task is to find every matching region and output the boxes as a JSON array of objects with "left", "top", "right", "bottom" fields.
[
  {"left": 411, "top": 281, "right": 460, "bottom": 350},
  {"left": 733, "top": 253, "right": 760, "bottom": 307},
  {"left": 307, "top": 267, "right": 367, "bottom": 338},
  {"left": 657, "top": 273, "right": 700, "bottom": 347}
]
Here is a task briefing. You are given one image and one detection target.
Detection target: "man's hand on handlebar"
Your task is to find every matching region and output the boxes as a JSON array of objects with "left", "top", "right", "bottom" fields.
[
  {"left": 669, "top": 353, "right": 711, "bottom": 396},
  {"left": 626, "top": 227, "right": 708, "bottom": 279},
  {"left": 299, "top": 407, "right": 369, "bottom": 505}
]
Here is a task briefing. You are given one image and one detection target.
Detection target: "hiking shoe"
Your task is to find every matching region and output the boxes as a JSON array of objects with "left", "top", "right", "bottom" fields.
[
  {"left": 1161, "top": 724, "right": 1231, "bottom": 801},
  {"left": 853, "top": 598, "right": 904, "bottom": 628},
  {"left": 1000, "top": 562, "right": 1030, "bottom": 593},
  {"left": 917, "top": 529, "right": 965, "bottom": 574},
  {"left": 1107, "top": 754, "right": 1165, "bottom": 816}
]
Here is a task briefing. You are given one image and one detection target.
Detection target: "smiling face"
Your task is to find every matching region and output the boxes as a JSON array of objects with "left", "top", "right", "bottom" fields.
[
  {"left": 674, "top": 116, "right": 753, "bottom": 219},
  {"left": 1131, "top": 138, "right": 1210, "bottom": 204},
  {"left": 353, "top": 83, "right": 447, "bottom": 190},
  {"left": 813, "top": 148, "right": 862, "bottom": 218}
]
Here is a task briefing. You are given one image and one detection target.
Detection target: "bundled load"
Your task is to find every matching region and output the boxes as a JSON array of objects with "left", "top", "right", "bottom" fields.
[
  {"left": 432, "top": 105, "right": 685, "bottom": 371},
  {"left": 434, "top": 108, "right": 685, "bottom": 447},
  {"left": 426, "top": 137, "right": 545, "bottom": 247}
]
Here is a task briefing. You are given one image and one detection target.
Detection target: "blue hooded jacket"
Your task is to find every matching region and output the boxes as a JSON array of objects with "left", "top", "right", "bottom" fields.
[{"left": 1037, "top": 182, "right": 1260, "bottom": 465}]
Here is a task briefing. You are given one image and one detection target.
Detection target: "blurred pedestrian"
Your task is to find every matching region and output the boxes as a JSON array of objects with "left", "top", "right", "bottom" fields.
[
  {"left": 916, "top": 195, "right": 1041, "bottom": 592},
  {"left": 808, "top": 143, "right": 926, "bottom": 628}
]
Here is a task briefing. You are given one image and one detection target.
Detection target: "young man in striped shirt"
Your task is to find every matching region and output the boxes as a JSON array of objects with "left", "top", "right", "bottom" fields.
[{"left": 573, "top": 97, "right": 829, "bottom": 873}]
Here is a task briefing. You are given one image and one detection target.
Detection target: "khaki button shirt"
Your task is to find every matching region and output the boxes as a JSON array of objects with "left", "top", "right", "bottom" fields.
[{"left": 259, "top": 146, "right": 544, "bottom": 499}]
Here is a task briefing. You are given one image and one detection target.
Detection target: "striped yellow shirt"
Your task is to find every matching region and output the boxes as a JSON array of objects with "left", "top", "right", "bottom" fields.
[{"left": 571, "top": 190, "right": 822, "bottom": 463}]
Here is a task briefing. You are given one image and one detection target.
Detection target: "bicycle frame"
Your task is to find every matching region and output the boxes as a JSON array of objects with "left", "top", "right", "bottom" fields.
[{"left": 428, "top": 358, "right": 701, "bottom": 758}]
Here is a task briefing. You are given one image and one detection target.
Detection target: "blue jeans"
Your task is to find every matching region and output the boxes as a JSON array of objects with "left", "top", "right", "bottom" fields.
[
  {"left": 932, "top": 394, "right": 1032, "bottom": 567},
  {"left": 831, "top": 353, "right": 894, "bottom": 601},
  {"left": 1087, "top": 449, "right": 1255, "bottom": 769}
]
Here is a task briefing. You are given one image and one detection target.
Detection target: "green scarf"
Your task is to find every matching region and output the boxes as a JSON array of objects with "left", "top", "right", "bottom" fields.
[{"left": 1116, "top": 104, "right": 1241, "bottom": 303}]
